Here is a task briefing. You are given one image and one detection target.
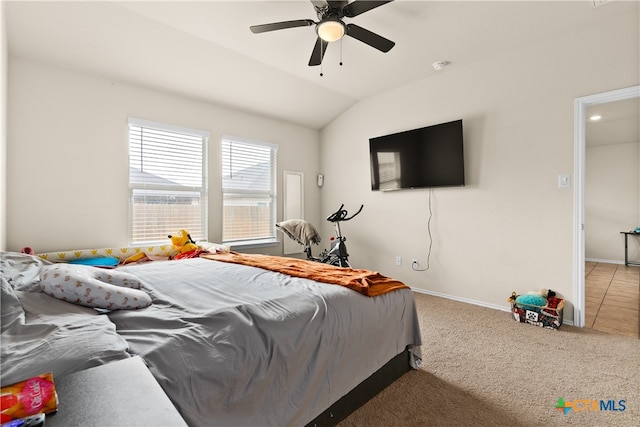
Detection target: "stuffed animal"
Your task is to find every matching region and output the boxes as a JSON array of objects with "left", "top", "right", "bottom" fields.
[
  {"left": 515, "top": 288, "right": 556, "bottom": 308},
  {"left": 527, "top": 288, "right": 556, "bottom": 298},
  {"left": 515, "top": 294, "right": 547, "bottom": 307},
  {"left": 168, "top": 229, "right": 198, "bottom": 254}
]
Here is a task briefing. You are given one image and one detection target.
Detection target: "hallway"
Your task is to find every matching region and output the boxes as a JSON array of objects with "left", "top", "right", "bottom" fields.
[{"left": 585, "top": 262, "right": 639, "bottom": 339}]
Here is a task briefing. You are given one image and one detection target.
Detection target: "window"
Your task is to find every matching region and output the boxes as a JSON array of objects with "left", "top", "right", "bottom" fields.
[
  {"left": 128, "top": 118, "right": 209, "bottom": 245},
  {"left": 221, "top": 136, "right": 277, "bottom": 246}
]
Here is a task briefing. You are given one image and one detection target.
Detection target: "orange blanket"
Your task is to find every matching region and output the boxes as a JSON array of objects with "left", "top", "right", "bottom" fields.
[{"left": 201, "top": 252, "right": 409, "bottom": 297}]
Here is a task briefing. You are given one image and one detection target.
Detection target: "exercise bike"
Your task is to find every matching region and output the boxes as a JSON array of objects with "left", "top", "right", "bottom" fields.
[{"left": 276, "top": 204, "right": 363, "bottom": 268}]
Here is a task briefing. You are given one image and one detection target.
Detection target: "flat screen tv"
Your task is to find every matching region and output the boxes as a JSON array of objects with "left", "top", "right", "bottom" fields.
[{"left": 369, "top": 119, "right": 465, "bottom": 191}]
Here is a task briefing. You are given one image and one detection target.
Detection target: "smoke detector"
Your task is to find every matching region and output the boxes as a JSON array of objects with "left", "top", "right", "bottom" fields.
[{"left": 432, "top": 61, "right": 448, "bottom": 71}]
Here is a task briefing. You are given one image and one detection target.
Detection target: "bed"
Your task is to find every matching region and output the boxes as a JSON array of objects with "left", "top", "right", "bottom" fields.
[{"left": 1, "top": 250, "right": 422, "bottom": 426}]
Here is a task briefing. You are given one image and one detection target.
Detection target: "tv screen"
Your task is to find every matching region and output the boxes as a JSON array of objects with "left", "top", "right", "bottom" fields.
[{"left": 369, "top": 119, "right": 465, "bottom": 191}]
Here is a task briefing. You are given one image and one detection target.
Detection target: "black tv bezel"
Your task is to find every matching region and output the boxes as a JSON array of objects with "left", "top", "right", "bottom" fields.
[{"left": 369, "top": 119, "right": 465, "bottom": 191}]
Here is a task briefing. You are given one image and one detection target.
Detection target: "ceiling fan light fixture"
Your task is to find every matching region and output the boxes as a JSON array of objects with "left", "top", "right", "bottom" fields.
[{"left": 317, "top": 20, "right": 345, "bottom": 42}]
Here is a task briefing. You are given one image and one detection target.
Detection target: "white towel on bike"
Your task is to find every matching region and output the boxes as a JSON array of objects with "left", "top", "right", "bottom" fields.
[{"left": 276, "top": 219, "right": 321, "bottom": 246}]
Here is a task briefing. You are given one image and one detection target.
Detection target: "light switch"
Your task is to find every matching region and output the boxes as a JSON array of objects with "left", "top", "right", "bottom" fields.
[{"left": 558, "top": 174, "right": 570, "bottom": 188}]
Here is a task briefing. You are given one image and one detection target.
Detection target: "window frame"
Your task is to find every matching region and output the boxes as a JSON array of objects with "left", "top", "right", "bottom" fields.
[
  {"left": 128, "top": 117, "right": 209, "bottom": 246},
  {"left": 221, "top": 135, "right": 278, "bottom": 249}
]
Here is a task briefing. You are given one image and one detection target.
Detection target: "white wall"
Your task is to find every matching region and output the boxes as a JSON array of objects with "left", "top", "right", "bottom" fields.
[
  {"left": 1, "top": 2, "right": 7, "bottom": 251},
  {"left": 7, "top": 57, "right": 321, "bottom": 254},
  {"left": 320, "top": 7, "right": 639, "bottom": 322},
  {"left": 586, "top": 142, "right": 639, "bottom": 262}
]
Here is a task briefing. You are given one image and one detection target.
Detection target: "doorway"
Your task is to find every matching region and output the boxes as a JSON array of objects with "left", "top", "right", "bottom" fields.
[{"left": 574, "top": 85, "right": 640, "bottom": 329}]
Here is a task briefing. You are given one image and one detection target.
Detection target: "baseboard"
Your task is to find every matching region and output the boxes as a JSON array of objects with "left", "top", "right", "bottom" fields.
[
  {"left": 411, "top": 288, "right": 511, "bottom": 312},
  {"left": 585, "top": 257, "right": 624, "bottom": 265},
  {"left": 411, "top": 287, "right": 574, "bottom": 326}
]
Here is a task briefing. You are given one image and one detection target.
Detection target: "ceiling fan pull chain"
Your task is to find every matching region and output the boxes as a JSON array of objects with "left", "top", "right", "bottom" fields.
[
  {"left": 340, "top": 38, "right": 343, "bottom": 66},
  {"left": 320, "top": 43, "right": 329, "bottom": 77}
]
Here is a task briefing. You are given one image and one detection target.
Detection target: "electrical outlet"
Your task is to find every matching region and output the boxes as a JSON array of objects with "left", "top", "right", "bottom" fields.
[{"left": 395, "top": 256, "right": 402, "bottom": 266}]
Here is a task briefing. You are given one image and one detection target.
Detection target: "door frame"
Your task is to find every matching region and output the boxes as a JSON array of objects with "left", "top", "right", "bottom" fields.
[{"left": 573, "top": 85, "right": 640, "bottom": 327}]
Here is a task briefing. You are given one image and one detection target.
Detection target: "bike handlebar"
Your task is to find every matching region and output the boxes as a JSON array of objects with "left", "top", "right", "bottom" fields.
[{"left": 326, "top": 204, "right": 364, "bottom": 223}]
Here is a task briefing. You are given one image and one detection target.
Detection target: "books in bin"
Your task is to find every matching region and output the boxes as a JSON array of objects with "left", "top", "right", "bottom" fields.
[{"left": 1, "top": 373, "right": 58, "bottom": 423}]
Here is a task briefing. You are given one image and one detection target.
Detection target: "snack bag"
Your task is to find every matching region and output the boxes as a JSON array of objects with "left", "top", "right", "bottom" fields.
[{"left": 0, "top": 373, "right": 58, "bottom": 423}]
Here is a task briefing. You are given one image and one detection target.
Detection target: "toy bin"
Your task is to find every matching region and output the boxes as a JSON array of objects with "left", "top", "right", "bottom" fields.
[{"left": 510, "top": 295, "right": 564, "bottom": 330}]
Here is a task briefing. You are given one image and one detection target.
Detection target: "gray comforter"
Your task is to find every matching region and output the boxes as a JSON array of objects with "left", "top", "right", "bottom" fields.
[
  {"left": 1, "top": 252, "right": 131, "bottom": 385},
  {"left": 1, "top": 253, "right": 421, "bottom": 427}
]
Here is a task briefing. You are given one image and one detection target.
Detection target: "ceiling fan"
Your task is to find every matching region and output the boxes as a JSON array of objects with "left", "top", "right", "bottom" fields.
[{"left": 250, "top": 0, "right": 395, "bottom": 67}]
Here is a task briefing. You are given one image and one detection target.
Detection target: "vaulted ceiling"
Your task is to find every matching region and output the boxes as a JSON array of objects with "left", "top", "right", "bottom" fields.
[{"left": 5, "top": 1, "right": 637, "bottom": 130}]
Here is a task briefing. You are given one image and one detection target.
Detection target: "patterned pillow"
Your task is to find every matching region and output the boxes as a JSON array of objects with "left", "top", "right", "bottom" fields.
[{"left": 40, "top": 264, "right": 152, "bottom": 310}]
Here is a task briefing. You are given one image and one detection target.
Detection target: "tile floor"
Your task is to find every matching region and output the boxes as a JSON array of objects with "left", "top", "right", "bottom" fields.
[{"left": 585, "top": 262, "right": 639, "bottom": 339}]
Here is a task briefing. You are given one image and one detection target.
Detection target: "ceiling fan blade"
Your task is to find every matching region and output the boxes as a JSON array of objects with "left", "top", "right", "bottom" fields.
[
  {"left": 343, "top": 0, "right": 394, "bottom": 18},
  {"left": 308, "top": 37, "right": 329, "bottom": 66},
  {"left": 327, "top": 0, "right": 348, "bottom": 10},
  {"left": 250, "top": 19, "right": 315, "bottom": 34},
  {"left": 346, "top": 24, "right": 395, "bottom": 52}
]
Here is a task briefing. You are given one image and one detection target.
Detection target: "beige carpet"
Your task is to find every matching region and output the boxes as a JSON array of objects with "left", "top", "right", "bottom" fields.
[{"left": 338, "top": 293, "right": 640, "bottom": 427}]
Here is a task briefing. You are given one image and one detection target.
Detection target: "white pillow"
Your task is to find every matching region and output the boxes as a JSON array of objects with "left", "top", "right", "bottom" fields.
[
  {"left": 40, "top": 264, "right": 152, "bottom": 310},
  {"left": 197, "top": 241, "right": 230, "bottom": 253}
]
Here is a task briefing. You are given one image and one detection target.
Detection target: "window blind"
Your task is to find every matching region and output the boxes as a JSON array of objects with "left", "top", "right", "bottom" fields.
[
  {"left": 221, "top": 136, "right": 277, "bottom": 245},
  {"left": 128, "top": 118, "right": 209, "bottom": 245}
]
